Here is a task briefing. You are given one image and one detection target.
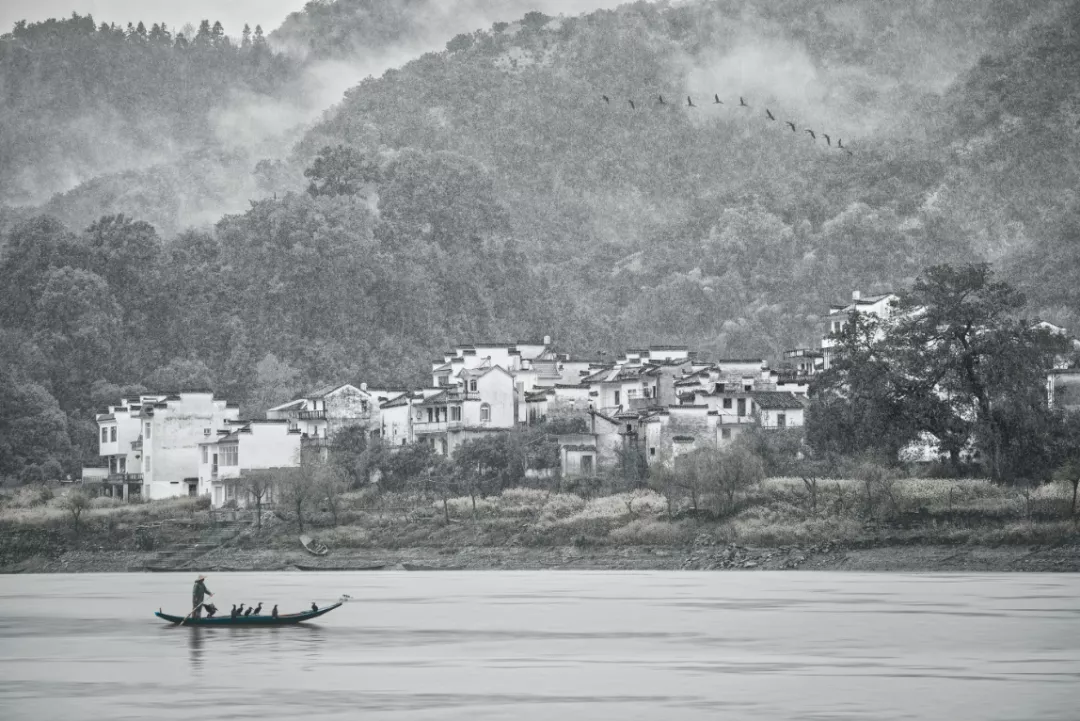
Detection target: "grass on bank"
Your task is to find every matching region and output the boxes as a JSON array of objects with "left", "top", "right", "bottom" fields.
[{"left": 2, "top": 477, "right": 1078, "bottom": 550}]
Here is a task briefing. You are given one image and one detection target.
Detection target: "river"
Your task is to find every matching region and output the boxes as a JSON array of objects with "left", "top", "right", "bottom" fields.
[{"left": 0, "top": 571, "right": 1077, "bottom": 720}]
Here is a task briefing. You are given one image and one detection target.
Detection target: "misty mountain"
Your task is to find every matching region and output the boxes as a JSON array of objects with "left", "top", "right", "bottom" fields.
[{"left": 0, "top": 15, "right": 300, "bottom": 210}]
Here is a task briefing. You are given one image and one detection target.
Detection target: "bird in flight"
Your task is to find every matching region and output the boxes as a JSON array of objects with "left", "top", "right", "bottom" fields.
[
  {"left": 785, "top": 121, "right": 796, "bottom": 132},
  {"left": 687, "top": 95, "right": 696, "bottom": 107},
  {"left": 628, "top": 99, "right": 635, "bottom": 109},
  {"left": 602, "top": 95, "right": 610, "bottom": 103},
  {"left": 805, "top": 129, "right": 816, "bottom": 139},
  {"left": 837, "top": 138, "right": 845, "bottom": 148},
  {"left": 658, "top": 95, "right": 666, "bottom": 105},
  {"left": 823, "top": 133, "right": 831, "bottom": 146},
  {"left": 714, "top": 94, "right": 723, "bottom": 104},
  {"left": 739, "top": 96, "right": 749, "bottom": 107},
  {"left": 765, "top": 108, "right": 775, "bottom": 121}
]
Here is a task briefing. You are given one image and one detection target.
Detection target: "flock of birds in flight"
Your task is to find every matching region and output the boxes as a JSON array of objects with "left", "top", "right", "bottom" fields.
[{"left": 599, "top": 93, "right": 855, "bottom": 156}]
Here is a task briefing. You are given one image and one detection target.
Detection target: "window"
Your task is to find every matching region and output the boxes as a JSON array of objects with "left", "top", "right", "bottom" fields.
[
  {"left": 427, "top": 408, "right": 434, "bottom": 423},
  {"left": 721, "top": 428, "right": 732, "bottom": 440},
  {"left": 480, "top": 403, "right": 491, "bottom": 422},
  {"left": 737, "top": 398, "right": 746, "bottom": 416},
  {"left": 118, "top": 457, "right": 126, "bottom": 473},
  {"left": 777, "top": 413, "right": 786, "bottom": 428},
  {"left": 110, "top": 426, "right": 117, "bottom": 442},
  {"left": 101, "top": 427, "right": 108, "bottom": 443},
  {"left": 722, "top": 398, "right": 732, "bottom": 409},
  {"left": 201, "top": 446, "right": 208, "bottom": 464},
  {"left": 649, "top": 447, "right": 656, "bottom": 457},
  {"left": 614, "top": 391, "right": 620, "bottom": 406},
  {"left": 450, "top": 406, "right": 461, "bottom": 421},
  {"left": 145, "top": 422, "right": 151, "bottom": 439},
  {"left": 469, "top": 379, "right": 477, "bottom": 392},
  {"left": 744, "top": 385, "right": 752, "bottom": 392},
  {"left": 221, "top": 445, "right": 238, "bottom": 466}
]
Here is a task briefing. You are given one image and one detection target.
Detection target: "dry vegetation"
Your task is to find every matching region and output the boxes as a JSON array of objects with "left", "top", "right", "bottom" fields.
[{"left": 2, "top": 477, "right": 1078, "bottom": 560}]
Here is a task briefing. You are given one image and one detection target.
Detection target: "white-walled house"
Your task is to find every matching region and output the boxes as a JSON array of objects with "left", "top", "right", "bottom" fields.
[
  {"left": 134, "top": 391, "right": 240, "bottom": 500},
  {"left": 197, "top": 420, "right": 302, "bottom": 509},
  {"left": 95, "top": 394, "right": 166, "bottom": 499},
  {"left": 96, "top": 391, "right": 239, "bottom": 500},
  {"left": 413, "top": 365, "right": 517, "bottom": 456}
]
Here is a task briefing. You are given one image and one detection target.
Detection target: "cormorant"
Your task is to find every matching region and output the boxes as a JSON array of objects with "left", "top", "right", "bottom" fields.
[
  {"left": 602, "top": 95, "right": 610, "bottom": 103},
  {"left": 657, "top": 95, "right": 666, "bottom": 105},
  {"left": 786, "top": 121, "right": 796, "bottom": 132},
  {"left": 739, "top": 96, "right": 749, "bottom": 107},
  {"left": 805, "top": 129, "right": 816, "bottom": 140},
  {"left": 230, "top": 604, "right": 238, "bottom": 619},
  {"left": 823, "top": 133, "right": 831, "bottom": 146},
  {"left": 272, "top": 605, "right": 279, "bottom": 619},
  {"left": 237, "top": 603, "right": 245, "bottom": 616},
  {"left": 628, "top": 99, "right": 635, "bottom": 109},
  {"left": 687, "top": 95, "right": 695, "bottom": 107},
  {"left": 765, "top": 109, "right": 775, "bottom": 120},
  {"left": 244, "top": 606, "right": 254, "bottom": 617},
  {"left": 837, "top": 138, "right": 845, "bottom": 148},
  {"left": 311, "top": 602, "right": 319, "bottom": 612},
  {"left": 253, "top": 603, "right": 263, "bottom": 616},
  {"left": 713, "top": 94, "right": 723, "bottom": 104}
]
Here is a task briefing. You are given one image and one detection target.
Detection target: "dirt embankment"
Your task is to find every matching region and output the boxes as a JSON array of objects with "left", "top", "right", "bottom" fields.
[{"left": 6, "top": 541, "right": 1079, "bottom": 574}]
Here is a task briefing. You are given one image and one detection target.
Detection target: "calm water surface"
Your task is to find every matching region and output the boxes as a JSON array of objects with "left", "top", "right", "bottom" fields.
[{"left": 0, "top": 571, "right": 1077, "bottom": 720}]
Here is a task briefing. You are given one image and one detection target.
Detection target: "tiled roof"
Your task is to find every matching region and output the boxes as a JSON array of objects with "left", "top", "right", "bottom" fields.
[
  {"left": 751, "top": 391, "right": 807, "bottom": 410},
  {"left": 305, "top": 383, "right": 348, "bottom": 399}
]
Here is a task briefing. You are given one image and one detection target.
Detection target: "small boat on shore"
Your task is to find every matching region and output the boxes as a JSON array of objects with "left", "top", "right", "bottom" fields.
[
  {"left": 155, "top": 602, "right": 343, "bottom": 626},
  {"left": 300, "top": 534, "right": 329, "bottom": 556}
]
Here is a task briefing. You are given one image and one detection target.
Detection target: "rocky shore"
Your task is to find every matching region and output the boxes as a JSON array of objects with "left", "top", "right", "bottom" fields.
[{"left": 6, "top": 541, "right": 1079, "bottom": 574}]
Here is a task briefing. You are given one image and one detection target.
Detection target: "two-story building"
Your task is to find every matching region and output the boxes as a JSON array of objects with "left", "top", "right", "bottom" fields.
[
  {"left": 197, "top": 419, "right": 302, "bottom": 508},
  {"left": 107, "top": 390, "right": 240, "bottom": 500},
  {"left": 266, "top": 382, "right": 387, "bottom": 441},
  {"left": 413, "top": 365, "right": 517, "bottom": 456},
  {"left": 94, "top": 394, "right": 167, "bottom": 500}
]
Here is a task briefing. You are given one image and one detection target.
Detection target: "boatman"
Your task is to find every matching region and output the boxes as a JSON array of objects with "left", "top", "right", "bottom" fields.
[{"left": 192, "top": 575, "right": 214, "bottom": 618}]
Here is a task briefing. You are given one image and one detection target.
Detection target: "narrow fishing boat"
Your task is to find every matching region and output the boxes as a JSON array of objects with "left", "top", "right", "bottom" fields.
[{"left": 155, "top": 600, "right": 345, "bottom": 626}]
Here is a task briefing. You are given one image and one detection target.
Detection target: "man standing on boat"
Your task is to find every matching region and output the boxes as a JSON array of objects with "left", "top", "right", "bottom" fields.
[{"left": 192, "top": 575, "right": 214, "bottom": 618}]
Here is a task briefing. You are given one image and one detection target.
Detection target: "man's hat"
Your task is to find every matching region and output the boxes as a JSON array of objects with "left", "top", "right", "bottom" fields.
[{"left": 196, "top": 575, "right": 206, "bottom": 581}]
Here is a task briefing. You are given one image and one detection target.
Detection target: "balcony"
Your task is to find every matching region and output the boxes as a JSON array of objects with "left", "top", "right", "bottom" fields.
[
  {"left": 105, "top": 473, "right": 143, "bottom": 483},
  {"left": 413, "top": 420, "right": 465, "bottom": 434},
  {"left": 298, "top": 410, "right": 327, "bottom": 420}
]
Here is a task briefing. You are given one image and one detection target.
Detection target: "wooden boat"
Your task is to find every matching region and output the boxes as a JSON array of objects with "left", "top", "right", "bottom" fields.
[
  {"left": 294, "top": 563, "right": 385, "bottom": 571},
  {"left": 300, "top": 534, "right": 329, "bottom": 556},
  {"left": 155, "top": 601, "right": 344, "bottom": 626}
]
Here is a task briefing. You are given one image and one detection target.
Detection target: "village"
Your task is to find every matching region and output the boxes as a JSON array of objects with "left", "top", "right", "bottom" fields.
[{"left": 82, "top": 288, "right": 1080, "bottom": 509}]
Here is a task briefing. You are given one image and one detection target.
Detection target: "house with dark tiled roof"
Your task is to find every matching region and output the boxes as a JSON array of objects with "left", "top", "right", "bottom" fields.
[
  {"left": 266, "top": 382, "right": 390, "bottom": 442},
  {"left": 196, "top": 419, "right": 302, "bottom": 508}
]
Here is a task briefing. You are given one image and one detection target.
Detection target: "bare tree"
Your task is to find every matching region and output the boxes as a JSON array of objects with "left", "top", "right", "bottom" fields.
[
  {"left": 237, "top": 470, "right": 275, "bottom": 530},
  {"left": 318, "top": 466, "right": 348, "bottom": 526},
  {"left": 278, "top": 450, "right": 321, "bottom": 532},
  {"left": 61, "top": 490, "right": 90, "bottom": 534}
]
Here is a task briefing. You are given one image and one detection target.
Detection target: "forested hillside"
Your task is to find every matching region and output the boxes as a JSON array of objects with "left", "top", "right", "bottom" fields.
[
  {"left": 0, "top": 14, "right": 299, "bottom": 211},
  {"left": 2, "top": 0, "right": 1079, "bottom": 480}
]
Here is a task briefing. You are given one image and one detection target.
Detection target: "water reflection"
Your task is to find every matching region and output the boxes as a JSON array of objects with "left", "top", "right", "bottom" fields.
[{"left": 188, "top": 628, "right": 205, "bottom": 672}]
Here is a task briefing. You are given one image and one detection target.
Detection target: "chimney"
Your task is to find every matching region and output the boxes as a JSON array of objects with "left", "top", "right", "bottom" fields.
[
  {"left": 852, "top": 290, "right": 861, "bottom": 301},
  {"left": 360, "top": 382, "right": 368, "bottom": 392},
  {"left": 543, "top": 335, "right": 551, "bottom": 346}
]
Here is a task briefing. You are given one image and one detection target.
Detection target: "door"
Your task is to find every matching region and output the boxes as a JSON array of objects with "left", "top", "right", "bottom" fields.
[
  {"left": 580, "top": 455, "right": 594, "bottom": 475},
  {"left": 737, "top": 398, "right": 746, "bottom": 416},
  {"left": 212, "top": 453, "right": 218, "bottom": 477}
]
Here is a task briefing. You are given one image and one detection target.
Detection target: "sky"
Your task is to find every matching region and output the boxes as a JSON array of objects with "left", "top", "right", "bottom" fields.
[{"left": 0, "top": 0, "right": 308, "bottom": 36}]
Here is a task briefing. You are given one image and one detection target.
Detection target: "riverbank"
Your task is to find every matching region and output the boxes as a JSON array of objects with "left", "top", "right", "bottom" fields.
[
  {"left": 2, "top": 481, "right": 1078, "bottom": 574},
  {"left": 4, "top": 542, "right": 1080, "bottom": 574}
]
